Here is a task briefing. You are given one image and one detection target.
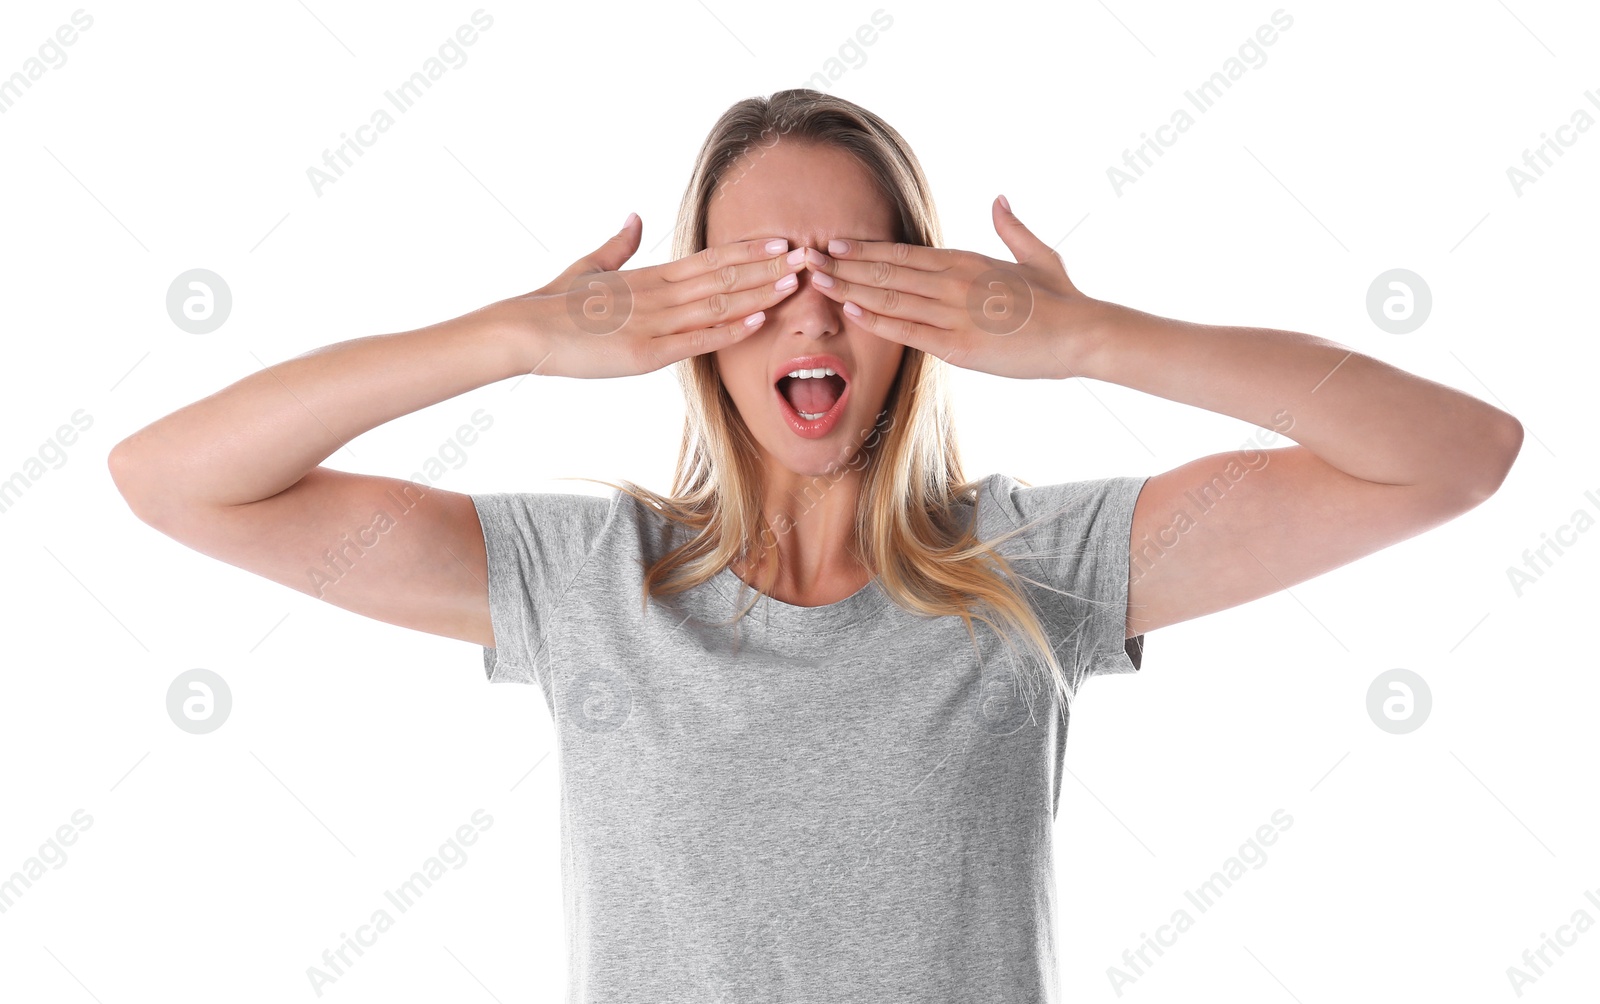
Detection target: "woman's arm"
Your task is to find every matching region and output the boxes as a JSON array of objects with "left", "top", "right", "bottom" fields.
[
  {"left": 108, "top": 307, "right": 529, "bottom": 647},
  {"left": 1065, "top": 305, "right": 1523, "bottom": 638},
  {"left": 796, "top": 200, "right": 1523, "bottom": 640},
  {"left": 114, "top": 311, "right": 527, "bottom": 513},
  {"left": 107, "top": 221, "right": 806, "bottom": 647}
]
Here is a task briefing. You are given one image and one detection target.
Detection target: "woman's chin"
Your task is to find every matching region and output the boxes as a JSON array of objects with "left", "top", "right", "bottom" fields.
[{"left": 764, "top": 438, "right": 870, "bottom": 482}]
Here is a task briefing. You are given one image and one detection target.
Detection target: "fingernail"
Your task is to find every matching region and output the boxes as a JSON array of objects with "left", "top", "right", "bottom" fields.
[
  {"left": 843, "top": 301, "right": 862, "bottom": 317},
  {"left": 745, "top": 311, "right": 766, "bottom": 327},
  {"left": 812, "top": 271, "right": 835, "bottom": 288},
  {"left": 786, "top": 247, "right": 806, "bottom": 265},
  {"left": 997, "top": 194, "right": 1011, "bottom": 212},
  {"left": 766, "top": 238, "right": 789, "bottom": 254},
  {"left": 828, "top": 239, "right": 848, "bottom": 256},
  {"left": 775, "top": 273, "right": 798, "bottom": 291},
  {"left": 624, "top": 212, "right": 640, "bottom": 228}
]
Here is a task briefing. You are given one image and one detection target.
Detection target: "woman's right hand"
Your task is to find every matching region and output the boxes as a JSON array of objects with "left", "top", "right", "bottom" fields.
[
  {"left": 497, "top": 214, "right": 806, "bottom": 379},
  {"left": 108, "top": 213, "right": 803, "bottom": 652}
]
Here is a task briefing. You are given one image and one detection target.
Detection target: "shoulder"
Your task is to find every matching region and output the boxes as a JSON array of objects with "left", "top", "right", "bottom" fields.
[
  {"left": 468, "top": 486, "right": 638, "bottom": 578},
  {"left": 971, "top": 471, "right": 1151, "bottom": 546},
  {"left": 471, "top": 486, "right": 620, "bottom": 537}
]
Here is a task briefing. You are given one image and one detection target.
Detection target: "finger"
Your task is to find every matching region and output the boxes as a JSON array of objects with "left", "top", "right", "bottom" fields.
[
  {"left": 563, "top": 212, "right": 642, "bottom": 279},
  {"left": 657, "top": 269, "right": 801, "bottom": 335},
  {"left": 666, "top": 245, "right": 804, "bottom": 303},
  {"left": 992, "top": 195, "right": 1061, "bottom": 270},
  {"left": 656, "top": 236, "right": 792, "bottom": 284},
  {"left": 822, "top": 238, "right": 957, "bottom": 272},
  {"left": 837, "top": 297, "right": 959, "bottom": 361},
  {"left": 645, "top": 311, "right": 769, "bottom": 368},
  {"left": 802, "top": 246, "right": 946, "bottom": 300},
  {"left": 806, "top": 261, "right": 950, "bottom": 329}
]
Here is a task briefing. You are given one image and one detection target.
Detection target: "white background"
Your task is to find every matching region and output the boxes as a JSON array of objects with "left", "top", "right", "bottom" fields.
[{"left": 1, "top": 1, "right": 1596, "bottom": 1001}]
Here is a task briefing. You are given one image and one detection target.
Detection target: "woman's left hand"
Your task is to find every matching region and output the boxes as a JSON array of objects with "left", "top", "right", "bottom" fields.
[{"left": 802, "top": 196, "right": 1106, "bottom": 380}]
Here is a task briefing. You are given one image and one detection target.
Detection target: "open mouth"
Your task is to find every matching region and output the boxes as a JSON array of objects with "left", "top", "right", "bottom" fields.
[{"left": 775, "top": 370, "right": 848, "bottom": 420}]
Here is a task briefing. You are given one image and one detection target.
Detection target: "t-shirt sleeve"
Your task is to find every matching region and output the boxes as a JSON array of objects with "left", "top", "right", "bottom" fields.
[
  {"left": 469, "top": 490, "right": 617, "bottom": 686},
  {"left": 983, "top": 473, "right": 1151, "bottom": 681}
]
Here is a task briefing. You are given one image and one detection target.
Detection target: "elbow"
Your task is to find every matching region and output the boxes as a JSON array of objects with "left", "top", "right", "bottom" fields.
[
  {"left": 106, "top": 438, "right": 135, "bottom": 501},
  {"left": 107, "top": 437, "right": 165, "bottom": 527},
  {"left": 1455, "top": 413, "right": 1524, "bottom": 508},
  {"left": 107, "top": 439, "right": 142, "bottom": 512}
]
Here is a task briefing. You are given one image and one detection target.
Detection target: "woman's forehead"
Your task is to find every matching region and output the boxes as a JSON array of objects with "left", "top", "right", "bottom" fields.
[{"left": 705, "top": 141, "right": 896, "bottom": 245}]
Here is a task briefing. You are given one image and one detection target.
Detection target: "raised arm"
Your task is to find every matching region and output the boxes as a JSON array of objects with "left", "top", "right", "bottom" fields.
[
  {"left": 107, "top": 220, "right": 807, "bottom": 647},
  {"left": 790, "top": 197, "right": 1523, "bottom": 640},
  {"left": 108, "top": 304, "right": 528, "bottom": 647},
  {"left": 1065, "top": 304, "right": 1523, "bottom": 638}
]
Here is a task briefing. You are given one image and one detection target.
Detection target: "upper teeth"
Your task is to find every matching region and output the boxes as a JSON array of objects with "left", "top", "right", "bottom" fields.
[{"left": 785, "top": 367, "right": 837, "bottom": 379}]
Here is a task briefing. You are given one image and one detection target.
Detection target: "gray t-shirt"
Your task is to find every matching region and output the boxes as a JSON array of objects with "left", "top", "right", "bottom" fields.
[{"left": 472, "top": 472, "right": 1149, "bottom": 1002}]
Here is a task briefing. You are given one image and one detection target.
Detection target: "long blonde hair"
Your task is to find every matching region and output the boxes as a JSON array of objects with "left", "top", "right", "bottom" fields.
[{"left": 584, "top": 88, "right": 1094, "bottom": 712}]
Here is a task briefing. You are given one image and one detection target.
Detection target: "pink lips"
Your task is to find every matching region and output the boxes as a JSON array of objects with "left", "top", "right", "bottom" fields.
[
  {"left": 771, "top": 353, "right": 852, "bottom": 388},
  {"left": 772, "top": 354, "right": 852, "bottom": 440}
]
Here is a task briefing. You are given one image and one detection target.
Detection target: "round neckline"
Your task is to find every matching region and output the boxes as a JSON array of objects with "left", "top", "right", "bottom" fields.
[
  {"left": 623, "top": 488, "right": 908, "bottom": 645},
  {"left": 708, "top": 564, "right": 891, "bottom": 634}
]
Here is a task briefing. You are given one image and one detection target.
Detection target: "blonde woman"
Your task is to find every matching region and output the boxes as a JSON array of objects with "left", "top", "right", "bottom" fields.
[{"left": 109, "top": 88, "right": 1522, "bottom": 1000}]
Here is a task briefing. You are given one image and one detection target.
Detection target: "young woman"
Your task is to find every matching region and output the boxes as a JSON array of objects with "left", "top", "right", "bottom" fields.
[{"left": 109, "top": 89, "right": 1522, "bottom": 1000}]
